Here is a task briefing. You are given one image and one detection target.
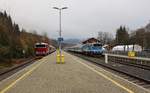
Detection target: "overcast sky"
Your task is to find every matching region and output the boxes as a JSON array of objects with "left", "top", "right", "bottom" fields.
[{"left": 0, "top": 0, "right": 150, "bottom": 39}]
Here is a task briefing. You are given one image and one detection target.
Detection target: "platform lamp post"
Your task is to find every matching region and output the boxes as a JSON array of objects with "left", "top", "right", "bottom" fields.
[{"left": 53, "top": 7, "right": 68, "bottom": 63}]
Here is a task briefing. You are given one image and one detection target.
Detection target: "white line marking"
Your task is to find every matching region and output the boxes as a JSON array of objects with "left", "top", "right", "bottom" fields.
[
  {"left": 71, "top": 55, "right": 134, "bottom": 93},
  {"left": 66, "top": 52, "right": 150, "bottom": 93},
  {"left": 0, "top": 58, "right": 46, "bottom": 93}
]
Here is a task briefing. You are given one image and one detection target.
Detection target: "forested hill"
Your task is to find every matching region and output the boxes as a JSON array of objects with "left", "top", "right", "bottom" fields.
[{"left": 0, "top": 11, "right": 54, "bottom": 62}]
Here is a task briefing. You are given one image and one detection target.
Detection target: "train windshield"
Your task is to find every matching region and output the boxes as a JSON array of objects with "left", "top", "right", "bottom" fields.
[
  {"left": 93, "top": 44, "right": 102, "bottom": 47},
  {"left": 35, "top": 45, "right": 46, "bottom": 48},
  {"left": 92, "top": 47, "right": 100, "bottom": 50}
]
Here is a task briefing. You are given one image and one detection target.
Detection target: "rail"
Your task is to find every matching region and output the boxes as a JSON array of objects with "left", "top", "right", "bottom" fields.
[
  {"left": 105, "top": 53, "right": 150, "bottom": 70},
  {"left": 71, "top": 52, "right": 150, "bottom": 84}
]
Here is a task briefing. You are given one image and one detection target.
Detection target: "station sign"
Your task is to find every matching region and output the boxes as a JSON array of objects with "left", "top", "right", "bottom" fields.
[{"left": 58, "top": 37, "right": 64, "bottom": 42}]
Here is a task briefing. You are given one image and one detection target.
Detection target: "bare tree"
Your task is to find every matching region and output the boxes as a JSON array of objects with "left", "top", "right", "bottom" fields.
[{"left": 97, "top": 31, "right": 113, "bottom": 45}]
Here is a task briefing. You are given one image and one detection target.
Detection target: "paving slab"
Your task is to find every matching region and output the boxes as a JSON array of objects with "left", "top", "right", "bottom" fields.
[{"left": 0, "top": 52, "right": 148, "bottom": 93}]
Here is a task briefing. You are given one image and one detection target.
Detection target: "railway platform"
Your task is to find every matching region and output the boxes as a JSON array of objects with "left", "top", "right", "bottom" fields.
[{"left": 0, "top": 52, "right": 149, "bottom": 93}]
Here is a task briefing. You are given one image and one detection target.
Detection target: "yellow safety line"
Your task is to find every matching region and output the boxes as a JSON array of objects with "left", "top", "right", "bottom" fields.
[
  {"left": 0, "top": 60, "right": 44, "bottom": 93},
  {"left": 72, "top": 57, "right": 134, "bottom": 93}
]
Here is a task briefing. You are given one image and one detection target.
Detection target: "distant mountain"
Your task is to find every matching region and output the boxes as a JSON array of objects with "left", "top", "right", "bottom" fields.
[{"left": 63, "top": 39, "right": 81, "bottom": 44}]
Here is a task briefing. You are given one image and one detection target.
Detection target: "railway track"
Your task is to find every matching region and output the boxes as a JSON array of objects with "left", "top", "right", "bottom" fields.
[
  {"left": 0, "top": 57, "right": 39, "bottom": 81},
  {"left": 0, "top": 51, "right": 56, "bottom": 81},
  {"left": 110, "top": 59, "right": 150, "bottom": 71},
  {"left": 69, "top": 52, "right": 150, "bottom": 90},
  {"left": 108, "top": 56, "right": 150, "bottom": 71},
  {"left": 70, "top": 51, "right": 150, "bottom": 70}
]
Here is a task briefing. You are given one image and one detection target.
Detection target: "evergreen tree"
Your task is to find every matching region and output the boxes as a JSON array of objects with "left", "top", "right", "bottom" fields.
[
  {"left": 116, "top": 26, "right": 129, "bottom": 45},
  {"left": 0, "top": 11, "right": 53, "bottom": 62}
]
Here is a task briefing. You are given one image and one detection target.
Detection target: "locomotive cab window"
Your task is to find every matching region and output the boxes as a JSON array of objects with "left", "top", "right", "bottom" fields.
[
  {"left": 35, "top": 45, "right": 46, "bottom": 48},
  {"left": 93, "top": 44, "right": 102, "bottom": 47}
]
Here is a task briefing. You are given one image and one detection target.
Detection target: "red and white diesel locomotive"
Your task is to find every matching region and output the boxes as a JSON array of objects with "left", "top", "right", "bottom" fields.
[{"left": 35, "top": 42, "right": 55, "bottom": 56}]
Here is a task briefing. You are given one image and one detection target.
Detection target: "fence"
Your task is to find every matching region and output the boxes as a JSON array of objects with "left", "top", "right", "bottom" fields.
[
  {"left": 105, "top": 53, "right": 150, "bottom": 67},
  {"left": 106, "top": 51, "right": 150, "bottom": 58}
]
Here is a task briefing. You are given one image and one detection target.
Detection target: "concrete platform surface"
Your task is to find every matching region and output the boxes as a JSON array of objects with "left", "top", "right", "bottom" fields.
[{"left": 0, "top": 52, "right": 149, "bottom": 93}]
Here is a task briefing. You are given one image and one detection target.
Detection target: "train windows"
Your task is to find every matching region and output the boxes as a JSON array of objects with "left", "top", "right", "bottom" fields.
[
  {"left": 35, "top": 45, "right": 46, "bottom": 48},
  {"left": 93, "top": 44, "right": 102, "bottom": 47}
]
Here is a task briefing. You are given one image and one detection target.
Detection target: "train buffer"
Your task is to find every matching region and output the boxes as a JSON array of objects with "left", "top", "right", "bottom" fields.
[{"left": 0, "top": 52, "right": 149, "bottom": 93}]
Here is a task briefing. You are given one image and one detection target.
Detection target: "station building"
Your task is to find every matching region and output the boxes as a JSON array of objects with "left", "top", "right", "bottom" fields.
[{"left": 82, "top": 37, "right": 100, "bottom": 44}]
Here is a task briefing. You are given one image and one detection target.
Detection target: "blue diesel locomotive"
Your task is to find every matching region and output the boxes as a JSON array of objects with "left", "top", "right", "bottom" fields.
[{"left": 67, "top": 43, "right": 104, "bottom": 55}]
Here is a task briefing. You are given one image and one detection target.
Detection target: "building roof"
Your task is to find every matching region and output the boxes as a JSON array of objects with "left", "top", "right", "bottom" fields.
[{"left": 82, "top": 37, "right": 100, "bottom": 44}]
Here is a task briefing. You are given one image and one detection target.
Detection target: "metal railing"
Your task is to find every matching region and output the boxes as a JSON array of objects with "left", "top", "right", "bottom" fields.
[
  {"left": 105, "top": 51, "right": 150, "bottom": 58},
  {"left": 105, "top": 53, "right": 150, "bottom": 68}
]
